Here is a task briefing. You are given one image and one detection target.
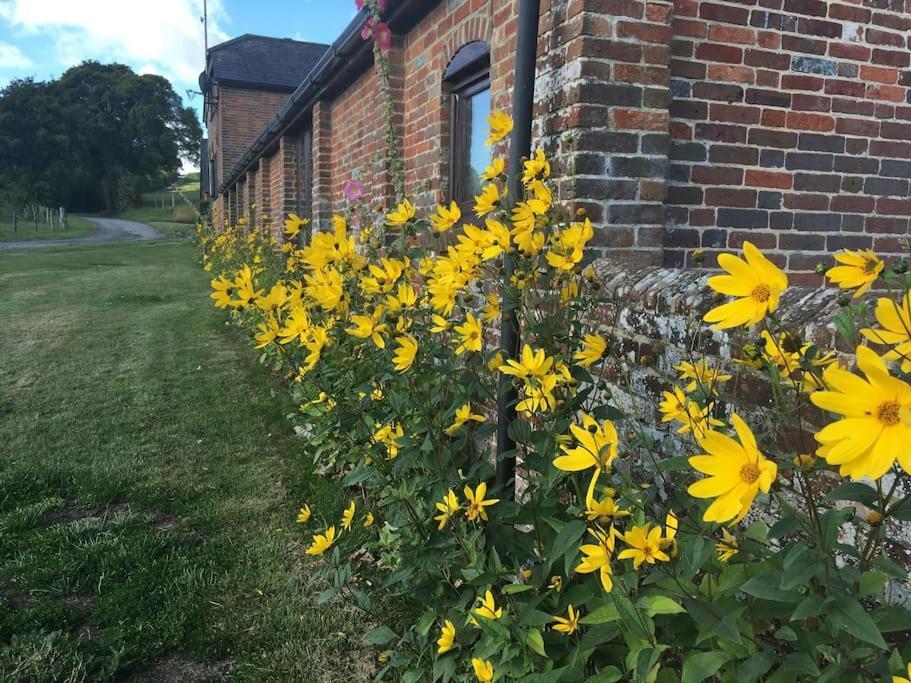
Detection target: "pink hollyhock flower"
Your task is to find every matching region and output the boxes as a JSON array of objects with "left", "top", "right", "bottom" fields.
[
  {"left": 374, "top": 22, "right": 392, "bottom": 52},
  {"left": 355, "top": 0, "right": 365, "bottom": 8},
  {"left": 360, "top": 17, "right": 377, "bottom": 41},
  {"left": 343, "top": 179, "right": 366, "bottom": 202}
]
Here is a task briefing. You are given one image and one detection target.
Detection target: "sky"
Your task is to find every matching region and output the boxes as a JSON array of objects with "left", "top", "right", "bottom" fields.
[{"left": 0, "top": 0, "right": 358, "bottom": 124}]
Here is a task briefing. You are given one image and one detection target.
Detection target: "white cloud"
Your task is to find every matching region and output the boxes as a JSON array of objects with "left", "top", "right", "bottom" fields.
[
  {"left": 0, "top": 41, "right": 31, "bottom": 69},
  {"left": 0, "top": 0, "right": 229, "bottom": 87}
]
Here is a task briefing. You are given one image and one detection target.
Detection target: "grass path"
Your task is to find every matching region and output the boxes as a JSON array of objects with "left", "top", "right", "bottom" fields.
[{"left": 0, "top": 241, "right": 374, "bottom": 681}]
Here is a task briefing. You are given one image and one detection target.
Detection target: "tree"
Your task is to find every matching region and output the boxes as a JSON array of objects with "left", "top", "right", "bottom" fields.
[{"left": 0, "top": 62, "right": 202, "bottom": 213}]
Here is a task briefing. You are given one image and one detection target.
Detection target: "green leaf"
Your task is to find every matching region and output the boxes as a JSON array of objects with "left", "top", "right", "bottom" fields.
[
  {"left": 526, "top": 628, "right": 546, "bottom": 657},
  {"left": 822, "top": 482, "right": 877, "bottom": 506},
  {"left": 581, "top": 603, "right": 620, "bottom": 625},
  {"left": 548, "top": 520, "right": 586, "bottom": 571},
  {"left": 790, "top": 594, "right": 828, "bottom": 621},
  {"left": 681, "top": 651, "right": 731, "bottom": 683},
  {"left": 738, "top": 652, "right": 776, "bottom": 681},
  {"left": 363, "top": 625, "right": 398, "bottom": 646},
  {"left": 740, "top": 575, "right": 802, "bottom": 602},
  {"left": 656, "top": 455, "right": 691, "bottom": 472},
  {"left": 782, "top": 652, "right": 819, "bottom": 676},
  {"left": 859, "top": 570, "right": 889, "bottom": 598},
  {"left": 585, "top": 667, "right": 622, "bottom": 683},
  {"left": 415, "top": 610, "right": 435, "bottom": 637},
  {"left": 502, "top": 583, "right": 535, "bottom": 595},
  {"left": 828, "top": 596, "right": 887, "bottom": 650},
  {"left": 637, "top": 594, "right": 685, "bottom": 616},
  {"left": 507, "top": 418, "right": 533, "bottom": 444}
]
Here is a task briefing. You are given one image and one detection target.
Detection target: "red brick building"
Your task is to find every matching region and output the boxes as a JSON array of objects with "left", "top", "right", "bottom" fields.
[{"left": 204, "top": 0, "right": 911, "bottom": 279}]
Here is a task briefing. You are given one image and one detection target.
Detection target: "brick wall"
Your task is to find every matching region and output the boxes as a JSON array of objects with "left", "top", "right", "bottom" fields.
[{"left": 666, "top": 0, "right": 911, "bottom": 281}]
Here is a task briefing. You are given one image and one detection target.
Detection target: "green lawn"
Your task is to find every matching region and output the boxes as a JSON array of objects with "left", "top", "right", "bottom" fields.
[
  {"left": 0, "top": 241, "right": 377, "bottom": 681},
  {"left": 0, "top": 216, "right": 96, "bottom": 242}
]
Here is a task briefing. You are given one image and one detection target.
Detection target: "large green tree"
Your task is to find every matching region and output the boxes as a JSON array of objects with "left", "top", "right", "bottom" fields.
[{"left": 0, "top": 62, "right": 202, "bottom": 212}]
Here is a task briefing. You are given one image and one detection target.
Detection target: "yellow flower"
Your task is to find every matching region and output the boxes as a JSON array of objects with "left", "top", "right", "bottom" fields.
[
  {"left": 341, "top": 500, "right": 356, "bottom": 531},
  {"left": 499, "top": 344, "right": 554, "bottom": 381},
  {"left": 546, "top": 218, "right": 594, "bottom": 271},
  {"left": 284, "top": 213, "right": 309, "bottom": 240},
  {"left": 584, "top": 491, "right": 630, "bottom": 527},
  {"left": 305, "top": 526, "right": 337, "bottom": 555},
  {"left": 688, "top": 414, "right": 777, "bottom": 523},
  {"left": 861, "top": 293, "right": 911, "bottom": 372},
  {"left": 548, "top": 575, "right": 563, "bottom": 592},
  {"left": 704, "top": 241, "right": 788, "bottom": 330},
  {"left": 474, "top": 183, "right": 503, "bottom": 217},
  {"left": 553, "top": 413, "right": 619, "bottom": 473},
  {"left": 675, "top": 359, "right": 731, "bottom": 394},
  {"left": 374, "top": 422, "right": 404, "bottom": 460},
  {"left": 793, "top": 453, "right": 816, "bottom": 471},
  {"left": 436, "top": 620, "right": 456, "bottom": 654},
  {"left": 278, "top": 307, "right": 311, "bottom": 345},
  {"left": 552, "top": 604, "right": 580, "bottom": 635},
  {"left": 575, "top": 528, "right": 615, "bottom": 592},
  {"left": 618, "top": 524, "right": 670, "bottom": 569},
  {"left": 296, "top": 504, "right": 312, "bottom": 524},
  {"left": 209, "top": 275, "right": 234, "bottom": 308},
  {"left": 464, "top": 483, "right": 499, "bottom": 522},
  {"left": 894, "top": 663, "right": 911, "bottom": 683},
  {"left": 523, "top": 148, "right": 551, "bottom": 184},
  {"left": 346, "top": 306, "right": 388, "bottom": 349},
  {"left": 486, "top": 352, "right": 504, "bottom": 372},
  {"left": 256, "top": 283, "right": 288, "bottom": 312},
  {"left": 473, "top": 590, "right": 503, "bottom": 620},
  {"left": 386, "top": 198, "right": 416, "bottom": 226},
  {"left": 481, "top": 158, "right": 505, "bottom": 181},
  {"left": 481, "top": 293, "right": 500, "bottom": 323},
  {"left": 431, "top": 201, "right": 461, "bottom": 232},
  {"left": 445, "top": 403, "right": 485, "bottom": 435},
  {"left": 472, "top": 658, "right": 494, "bottom": 683},
  {"left": 828, "top": 249, "right": 884, "bottom": 298},
  {"left": 434, "top": 489, "right": 460, "bottom": 530},
  {"left": 716, "top": 527, "right": 739, "bottom": 563},
  {"left": 810, "top": 345, "right": 911, "bottom": 480},
  {"left": 658, "top": 385, "right": 722, "bottom": 438},
  {"left": 485, "top": 110, "right": 513, "bottom": 146},
  {"left": 255, "top": 317, "right": 281, "bottom": 349},
  {"left": 454, "top": 313, "right": 483, "bottom": 355},
  {"left": 574, "top": 334, "right": 607, "bottom": 368},
  {"left": 392, "top": 334, "right": 419, "bottom": 372},
  {"left": 430, "top": 315, "right": 450, "bottom": 333}
]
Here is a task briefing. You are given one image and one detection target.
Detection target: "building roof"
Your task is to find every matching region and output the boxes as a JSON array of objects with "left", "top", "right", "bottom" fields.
[{"left": 201, "top": 34, "right": 329, "bottom": 93}]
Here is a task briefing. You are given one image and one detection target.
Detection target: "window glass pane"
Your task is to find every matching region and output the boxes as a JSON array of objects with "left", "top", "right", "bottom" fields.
[{"left": 467, "top": 86, "right": 490, "bottom": 199}]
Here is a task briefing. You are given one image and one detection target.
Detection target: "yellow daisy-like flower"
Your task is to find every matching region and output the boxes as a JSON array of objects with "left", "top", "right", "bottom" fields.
[
  {"left": 430, "top": 314, "right": 450, "bottom": 333},
  {"left": 341, "top": 500, "right": 356, "bottom": 531},
  {"left": 346, "top": 305, "right": 388, "bottom": 349},
  {"left": 472, "top": 590, "right": 503, "bottom": 620},
  {"left": 454, "top": 312, "right": 483, "bottom": 355},
  {"left": 437, "top": 620, "right": 456, "bottom": 654},
  {"left": 392, "top": 334, "right": 419, "bottom": 372},
  {"left": 810, "top": 345, "right": 911, "bottom": 480},
  {"left": 553, "top": 413, "right": 619, "bottom": 473},
  {"left": 499, "top": 344, "right": 554, "bottom": 381},
  {"left": 546, "top": 218, "right": 594, "bottom": 272},
  {"left": 658, "top": 385, "right": 722, "bottom": 438},
  {"left": 675, "top": 359, "right": 731, "bottom": 394},
  {"left": 386, "top": 198, "right": 416, "bottom": 226},
  {"left": 430, "top": 201, "right": 461, "bottom": 232},
  {"left": 688, "top": 413, "right": 777, "bottom": 523},
  {"left": 828, "top": 249, "right": 884, "bottom": 298},
  {"left": 472, "top": 658, "right": 495, "bottom": 683},
  {"left": 716, "top": 527, "right": 739, "bottom": 563},
  {"left": 575, "top": 528, "right": 615, "bottom": 592},
  {"left": 364, "top": 512, "right": 375, "bottom": 528},
  {"left": 617, "top": 524, "right": 670, "bottom": 569},
  {"left": 893, "top": 662, "right": 911, "bottom": 683},
  {"left": 305, "top": 526, "right": 337, "bottom": 555},
  {"left": 481, "top": 293, "right": 501, "bottom": 323},
  {"left": 523, "top": 148, "right": 551, "bottom": 185},
  {"left": 283, "top": 213, "right": 309, "bottom": 240},
  {"left": 433, "top": 489, "right": 460, "bottom": 530},
  {"left": 574, "top": 333, "right": 607, "bottom": 368},
  {"left": 703, "top": 241, "right": 788, "bottom": 330},
  {"left": 486, "top": 352, "right": 504, "bottom": 372},
  {"left": 548, "top": 575, "right": 563, "bottom": 592},
  {"left": 445, "top": 403, "right": 485, "bottom": 435},
  {"left": 861, "top": 293, "right": 911, "bottom": 372},
  {"left": 464, "top": 483, "right": 499, "bottom": 522},
  {"left": 296, "top": 504, "right": 312, "bottom": 524},
  {"left": 485, "top": 110, "right": 513, "bottom": 146},
  {"left": 474, "top": 183, "right": 504, "bottom": 218},
  {"left": 552, "top": 604, "right": 580, "bottom": 635},
  {"left": 481, "top": 158, "right": 505, "bottom": 181},
  {"left": 255, "top": 317, "right": 281, "bottom": 349}
]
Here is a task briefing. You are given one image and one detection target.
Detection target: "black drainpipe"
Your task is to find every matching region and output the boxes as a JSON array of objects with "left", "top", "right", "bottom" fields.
[{"left": 496, "top": 0, "right": 541, "bottom": 495}]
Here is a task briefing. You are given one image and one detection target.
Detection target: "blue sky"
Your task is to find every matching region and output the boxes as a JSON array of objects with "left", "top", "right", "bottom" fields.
[{"left": 0, "top": 1, "right": 357, "bottom": 123}]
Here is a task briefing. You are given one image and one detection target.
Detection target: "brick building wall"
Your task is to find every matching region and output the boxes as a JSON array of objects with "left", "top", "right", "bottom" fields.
[{"left": 665, "top": 0, "right": 911, "bottom": 282}]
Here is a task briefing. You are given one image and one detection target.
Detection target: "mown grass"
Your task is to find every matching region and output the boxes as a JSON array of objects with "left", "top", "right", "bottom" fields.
[
  {"left": 0, "top": 216, "right": 96, "bottom": 242},
  {"left": 0, "top": 240, "right": 380, "bottom": 681}
]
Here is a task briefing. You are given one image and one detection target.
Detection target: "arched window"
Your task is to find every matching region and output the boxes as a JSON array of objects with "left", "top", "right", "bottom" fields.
[{"left": 444, "top": 42, "right": 491, "bottom": 209}]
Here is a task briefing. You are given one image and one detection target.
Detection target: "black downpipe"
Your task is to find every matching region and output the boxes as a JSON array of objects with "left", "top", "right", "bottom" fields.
[{"left": 495, "top": 0, "right": 540, "bottom": 495}]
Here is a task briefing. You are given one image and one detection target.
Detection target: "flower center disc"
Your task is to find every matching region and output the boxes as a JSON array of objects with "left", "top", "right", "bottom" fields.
[
  {"left": 740, "top": 463, "right": 761, "bottom": 484},
  {"left": 877, "top": 400, "right": 901, "bottom": 426},
  {"left": 751, "top": 284, "right": 772, "bottom": 303}
]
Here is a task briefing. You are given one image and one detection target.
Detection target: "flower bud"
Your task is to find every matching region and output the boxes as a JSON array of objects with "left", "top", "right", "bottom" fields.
[
  {"left": 892, "top": 260, "right": 908, "bottom": 275},
  {"left": 866, "top": 510, "right": 883, "bottom": 526},
  {"left": 814, "top": 262, "right": 829, "bottom": 276}
]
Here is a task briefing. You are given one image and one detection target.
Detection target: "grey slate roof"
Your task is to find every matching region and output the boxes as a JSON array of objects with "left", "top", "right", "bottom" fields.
[{"left": 202, "top": 34, "right": 329, "bottom": 92}]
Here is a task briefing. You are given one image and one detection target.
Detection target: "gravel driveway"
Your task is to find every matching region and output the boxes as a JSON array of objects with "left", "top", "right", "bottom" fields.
[{"left": 0, "top": 217, "right": 161, "bottom": 250}]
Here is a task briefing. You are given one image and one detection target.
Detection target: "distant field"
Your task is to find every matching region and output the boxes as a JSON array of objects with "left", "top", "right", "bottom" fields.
[
  {"left": 0, "top": 215, "right": 96, "bottom": 243},
  {"left": 119, "top": 173, "right": 202, "bottom": 229}
]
